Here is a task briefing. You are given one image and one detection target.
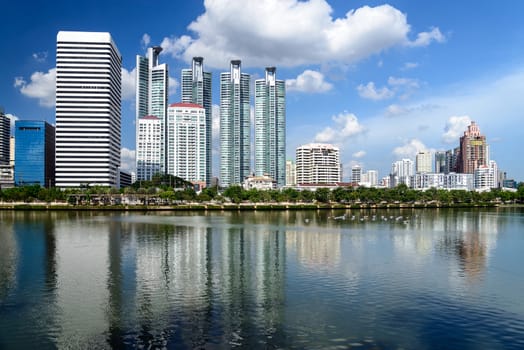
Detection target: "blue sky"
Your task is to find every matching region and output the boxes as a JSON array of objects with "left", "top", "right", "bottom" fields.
[{"left": 2, "top": 0, "right": 524, "bottom": 181}]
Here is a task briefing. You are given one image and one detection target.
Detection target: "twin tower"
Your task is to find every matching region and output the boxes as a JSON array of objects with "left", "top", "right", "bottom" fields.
[{"left": 136, "top": 50, "right": 286, "bottom": 188}]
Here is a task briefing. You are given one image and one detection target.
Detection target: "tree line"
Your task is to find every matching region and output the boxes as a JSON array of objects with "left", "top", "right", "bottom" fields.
[{"left": 1, "top": 179, "right": 523, "bottom": 205}]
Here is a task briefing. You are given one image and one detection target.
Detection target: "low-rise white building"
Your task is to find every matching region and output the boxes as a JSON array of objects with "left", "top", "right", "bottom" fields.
[{"left": 242, "top": 174, "right": 275, "bottom": 190}]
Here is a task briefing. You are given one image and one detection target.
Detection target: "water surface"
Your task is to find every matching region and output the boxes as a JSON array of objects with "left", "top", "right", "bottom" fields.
[{"left": 0, "top": 208, "right": 523, "bottom": 349}]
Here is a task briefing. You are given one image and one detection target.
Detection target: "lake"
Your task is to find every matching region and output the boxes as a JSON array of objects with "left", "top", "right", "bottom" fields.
[{"left": 0, "top": 208, "right": 523, "bottom": 349}]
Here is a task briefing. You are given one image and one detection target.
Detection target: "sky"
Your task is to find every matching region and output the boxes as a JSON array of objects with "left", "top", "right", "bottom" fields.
[{"left": 2, "top": 0, "right": 524, "bottom": 182}]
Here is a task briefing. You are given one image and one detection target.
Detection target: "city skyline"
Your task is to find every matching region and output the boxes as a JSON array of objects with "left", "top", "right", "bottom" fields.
[{"left": 2, "top": 1, "right": 524, "bottom": 181}]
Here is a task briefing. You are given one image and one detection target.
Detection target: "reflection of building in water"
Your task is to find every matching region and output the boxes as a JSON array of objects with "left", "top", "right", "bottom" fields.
[
  {"left": 0, "top": 218, "right": 17, "bottom": 301},
  {"left": 286, "top": 230, "right": 341, "bottom": 269}
]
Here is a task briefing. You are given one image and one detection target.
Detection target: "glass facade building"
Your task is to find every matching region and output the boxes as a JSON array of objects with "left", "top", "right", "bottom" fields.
[
  {"left": 254, "top": 67, "right": 286, "bottom": 187},
  {"left": 220, "top": 60, "right": 251, "bottom": 187},
  {"left": 181, "top": 57, "right": 212, "bottom": 186},
  {"left": 14, "top": 120, "right": 55, "bottom": 187}
]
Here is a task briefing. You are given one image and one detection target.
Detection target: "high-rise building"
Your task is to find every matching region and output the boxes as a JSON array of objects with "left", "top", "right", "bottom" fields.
[
  {"left": 351, "top": 165, "right": 362, "bottom": 184},
  {"left": 181, "top": 57, "right": 212, "bottom": 186},
  {"left": 285, "top": 160, "right": 296, "bottom": 186},
  {"left": 166, "top": 103, "right": 207, "bottom": 185},
  {"left": 474, "top": 160, "right": 498, "bottom": 190},
  {"left": 457, "top": 121, "right": 488, "bottom": 174},
  {"left": 136, "top": 115, "right": 163, "bottom": 181},
  {"left": 220, "top": 60, "right": 250, "bottom": 187},
  {"left": 296, "top": 143, "right": 341, "bottom": 185},
  {"left": 255, "top": 67, "right": 286, "bottom": 187},
  {"left": 136, "top": 46, "right": 169, "bottom": 180},
  {"left": 435, "top": 151, "right": 446, "bottom": 173},
  {"left": 0, "top": 109, "right": 9, "bottom": 165},
  {"left": 55, "top": 31, "right": 122, "bottom": 187},
  {"left": 391, "top": 159, "right": 414, "bottom": 187},
  {"left": 14, "top": 120, "right": 55, "bottom": 187},
  {"left": 416, "top": 151, "right": 432, "bottom": 173}
]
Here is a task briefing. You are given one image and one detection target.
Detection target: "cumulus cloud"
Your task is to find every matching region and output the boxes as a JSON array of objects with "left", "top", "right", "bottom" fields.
[
  {"left": 387, "top": 76, "right": 419, "bottom": 89},
  {"left": 120, "top": 147, "right": 136, "bottom": 174},
  {"left": 353, "top": 150, "right": 366, "bottom": 158},
  {"left": 163, "top": 1, "right": 442, "bottom": 68},
  {"left": 161, "top": 35, "right": 193, "bottom": 59},
  {"left": 357, "top": 82, "right": 394, "bottom": 100},
  {"left": 141, "top": 33, "right": 151, "bottom": 48},
  {"left": 315, "top": 112, "right": 365, "bottom": 143},
  {"left": 121, "top": 67, "right": 136, "bottom": 101},
  {"left": 406, "top": 27, "right": 446, "bottom": 47},
  {"left": 286, "top": 70, "right": 333, "bottom": 93},
  {"left": 442, "top": 115, "right": 471, "bottom": 144},
  {"left": 393, "top": 139, "right": 431, "bottom": 159},
  {"left": 14, "top": 68, "right": 56, "bottom": 107}
]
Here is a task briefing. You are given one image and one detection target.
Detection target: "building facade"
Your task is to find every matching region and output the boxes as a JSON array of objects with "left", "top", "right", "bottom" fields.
[
  {"left": 474, "top": 160, "right": 498, "bottom": 190},
  {"left": 0, "top": 110, "right": 9, "bottom": 165},
  {"left": 296, "top": 143, "right": 341, "bottom": 185},
  {"left": 55, "top": 31, "right": 122, "bottom": 187},
  {"left": 181, "top": 57, "right": 212, "bottom": 186},
  {"left": 416, "top": 151, "right": 432, "bottom": 173},
  {"left": 220, "top": 60, "right": 251, "bottom": 187},
  {"left": 391, "top": 159, "right": 414, "bottom": 187},
  {"left": 351, "top": 165, "right": 362, "bottom": 184},
  {"left": 14, "top": 121, "right": 55, "bottom": 187},
  {"left": 136, "top": 115, "right": 163, "bottom": 181},
  {"left": 166, "top": 103, "right": 207, "bottom": 185},
  {"left": 285, "top": 160, "right": 296, "bottom": 186},
  {"left": 136, "top": 46, "right": 169, "bottom": 180},
  {"left": 254, "top": 67, "right": 286, "bottom": 187},
  {"left": 457, "top": 121, "right": 488, "bottom": 174}
]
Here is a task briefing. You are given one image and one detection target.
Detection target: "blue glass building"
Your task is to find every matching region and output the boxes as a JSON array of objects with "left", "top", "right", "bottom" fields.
[{"left": 14, "top": 121, "right": 55, "bottom": 187}]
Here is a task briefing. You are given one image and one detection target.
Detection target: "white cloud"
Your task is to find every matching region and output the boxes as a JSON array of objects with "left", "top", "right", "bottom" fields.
[
  {"left": 393, "top": 139, "right": 430, "bottom": 159},
  {"left": 286, "top": 70, "right": 333, "bottom": 93},
  {"left": 32, "top": 51, "right": 48, "bottom": 63},
  {"left": 14, "top": 68, "right": 56, "bottom": 107},
  {"left": 161, "top": 35, "right": 193, "bottom": 59},
  {"left": 442, "top": 115, "right": 471, "bottom": 144},
  {"left": 141, "top": 33, "right": 151, "bottom": 48},
  {"left": 121, "top": 67, "right": 136, "bottom": 102},
  {"left": 169, "top": 76, "right": 179, "bottom": 96},
  {"left": 357, "top": 82, "right": 394, "bottom": 100},
  {"left": 120, "top": 147, "right": 136, "bottom": 174},
  {"left": 402, "top": 62, "right": 419, "bottom": 70},
  {"left": 164, "top": 1, "right": 442, "bottom": 68},
  {"left": 406, "top": 27, "right": 445, "bottom": 47},
  {"left": 387, "top": 76, "right": 419, "bottom": 89},
  {"left": 315, "top": 112, "right": 365, "bottom": 143},
  {"left": 385, "top": 104, "right": 408, "bottom": 117},
  {"left": 353, "top": 150, "right": 366, "bottom": 158}
]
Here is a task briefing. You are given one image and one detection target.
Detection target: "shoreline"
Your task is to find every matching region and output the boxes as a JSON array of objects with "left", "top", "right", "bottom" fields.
[{"left": 1, "top": 202, "right": 520, "bottom": 211}]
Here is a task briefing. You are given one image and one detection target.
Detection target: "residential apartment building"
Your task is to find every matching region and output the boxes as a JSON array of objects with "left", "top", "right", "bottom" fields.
[
  {"left": 136, "top": 115, "right": 163, "bottom": 180},
  {"left": 351, "top": 165, "right": 362, "bottom": 183},
  {"left": 0, "top": 109, "right": 9, "bottom": 165},
  {"left": 416, "top": 151, "right": 432, "bottom": 173},
  {"left": 285, "top": 160, "right": 296, "bottom": 186},
  {"left": 296, "top": 143, "right": 341, "bottom": 185},
  {"left": 55, "top": 31, "right": 122, "bottom": 187},
  {"left": 136, "top": 46, "right": 169, "bottom": 180},
  {"left": 14, "top": 120, "right": 55, "bottom": 187},
  {"left": 254, "top": 67, "right": 286, "bottom": 187},
  {"left": 457, "top": 121, "right": 488, "bottom": 174},
  {"left": 220, "top": 60, "right": 250, "bottom": 187},
  {"left": 166, "top": 103, "right": 207, "bottom": 185},
  {"left": 181, "top": 57, "right": 212, "bottom": 186}
]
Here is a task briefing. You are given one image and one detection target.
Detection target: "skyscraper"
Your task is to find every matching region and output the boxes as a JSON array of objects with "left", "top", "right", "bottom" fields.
[
  {"left": 181, "top": 57, "right": 212, "bottom": 185},
  {"left": 457, "top": 121, "right": 488, "bottom": 174},
  {"left": 136, "top": 115, "right": 163, "bottom": 180},
  {"left": 55, "top": 31, "right": 122, "bottom": 187},
  {"left": 351, "top": 165, "right": 362, "bottom": 183},
  {"left": 220, "top": 60, "right": 250, "bottom": 187},
  {"left": 415, "top": 151, "right": 432, "bottom": 173},
  {"left": 14, "top": 120, "right": 55, "bottom": 187},
  {"left": 435, "top": 151, "right": 446, "bottom": 173},
  {"left": 255, "top": 67, "right": 286, "bottom": 187},
  {"left": 296, "top": 143, "right": 341, "bottom": 185},
  {"left": 0, "top": 109, "right": 9, "bottom": 165},
  {"left": 166, "top": 103, "right": 207, "bottom": 185},
  {"left": 136, "top": 46, "right": 168, "bottom": 180}
]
